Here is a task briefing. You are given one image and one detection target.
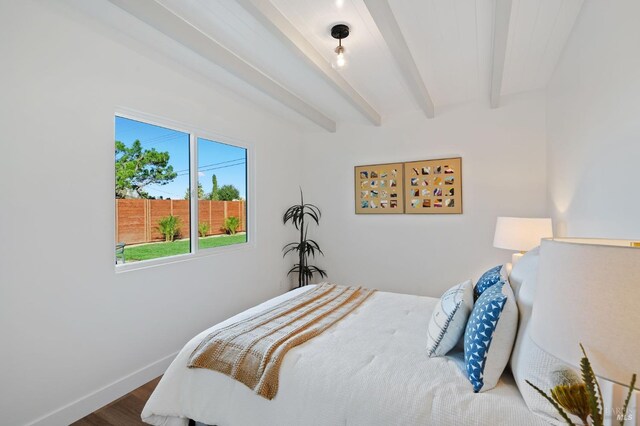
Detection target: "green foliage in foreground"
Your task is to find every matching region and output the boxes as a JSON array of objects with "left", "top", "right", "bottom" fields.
[
  {"left": 123, "top": 234, "right": 247, "bottom": 261},
  {"left": 527, "top": 344, "right": 637, "bottom": 426}
]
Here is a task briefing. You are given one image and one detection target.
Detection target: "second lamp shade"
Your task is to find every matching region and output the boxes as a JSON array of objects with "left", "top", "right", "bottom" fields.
[{"left": 493, "top": 217, "right": 553, "bottom": 252}]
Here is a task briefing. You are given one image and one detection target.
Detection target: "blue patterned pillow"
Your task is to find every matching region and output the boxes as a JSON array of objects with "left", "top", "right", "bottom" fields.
[
  {"left": 464, "top": 281, "right": 518, "bottom": 392},
  {"left": 474, "top": 265, "right": 503, "bottom": 299}
]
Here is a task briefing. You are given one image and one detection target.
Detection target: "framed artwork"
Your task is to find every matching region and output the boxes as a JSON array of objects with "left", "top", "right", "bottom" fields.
[
  {"left": 354, "top": 162, "right": 404, "bottom": 214},
  {"left": 404, "top": 157, "right": 462, "bottom": 214}
]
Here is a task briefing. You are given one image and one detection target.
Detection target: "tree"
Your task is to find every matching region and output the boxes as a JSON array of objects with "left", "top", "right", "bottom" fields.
[
  {"left": 217, "top": 184, "right": 240, "bottom": 201},
  {"left": 184, "top": 182, "right": 205, "bottom": 200},
  {"left": 208, "top": 174, "right": 220, "bottom": 200},
  {"left": 115, "top": 140, "right": 177, "bottom": 198}
]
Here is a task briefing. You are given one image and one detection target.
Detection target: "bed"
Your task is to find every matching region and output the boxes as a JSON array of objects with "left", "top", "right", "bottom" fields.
[{"left": 142, "top": 285, "right": 547, "bottom": 426}]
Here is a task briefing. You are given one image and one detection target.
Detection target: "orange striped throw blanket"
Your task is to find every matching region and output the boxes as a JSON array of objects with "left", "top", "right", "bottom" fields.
[{"left": 187, "top": 283, "right": 375, "bottom": 399}]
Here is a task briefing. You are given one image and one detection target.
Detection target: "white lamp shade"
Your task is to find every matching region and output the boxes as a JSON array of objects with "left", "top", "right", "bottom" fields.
[
  {"left": 493, "top": 217, "right": 553, "bottom": 252},
  {"left": 531, "top": 238, "right": 640, "bottom": 388}
]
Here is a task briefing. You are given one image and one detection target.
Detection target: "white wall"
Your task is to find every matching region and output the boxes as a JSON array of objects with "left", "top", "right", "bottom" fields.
[
  {"left": 0, "top": 2, "right": 301, "bottom": 425},
  {"left": 546, "top": 0, "right": 640, "bottom": 239},
  {"left": 302, "top": 93, "right": 548, "bottom": 297}
]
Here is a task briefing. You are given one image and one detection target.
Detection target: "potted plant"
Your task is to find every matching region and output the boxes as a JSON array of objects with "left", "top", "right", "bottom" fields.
[{"left": 283, "top": 189, "right": 327, "bottom": 287}]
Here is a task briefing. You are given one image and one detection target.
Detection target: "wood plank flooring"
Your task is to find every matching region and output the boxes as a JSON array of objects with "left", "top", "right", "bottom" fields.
[{"left": 71, "top": 376, "right": 161, "bottom": 426}]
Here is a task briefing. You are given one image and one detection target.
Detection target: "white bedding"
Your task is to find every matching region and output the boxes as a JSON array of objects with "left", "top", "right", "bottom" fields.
[{"left": 143, "top": 286, "right": 547, "bottom": 426}]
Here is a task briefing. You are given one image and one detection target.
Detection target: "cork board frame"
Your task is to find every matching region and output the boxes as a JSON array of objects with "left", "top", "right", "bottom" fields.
[
  {"left": 354, "top": 162, "right": 405, "bottom": 214},
  {"left": 403, "top": 157, "right": 462, "bottom": 214}
]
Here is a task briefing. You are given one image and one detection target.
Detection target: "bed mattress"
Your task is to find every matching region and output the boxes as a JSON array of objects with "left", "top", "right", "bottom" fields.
[{"left": 142, "top": 285, "right": 547, "bottom": 426}]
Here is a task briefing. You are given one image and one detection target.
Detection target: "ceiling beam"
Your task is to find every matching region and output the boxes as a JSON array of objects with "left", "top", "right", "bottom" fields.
[
  {"left": 490, "top": 0, "right": 513, "bottom": 108},
  {"left": 107, "top": 0, "right": 336, "bottom": 132},
  {"left": 237, "top": 0, "right": 382, "bottom": 126},
  {"left": 362, "top": 0, "right": 435, "bottom": 119}
]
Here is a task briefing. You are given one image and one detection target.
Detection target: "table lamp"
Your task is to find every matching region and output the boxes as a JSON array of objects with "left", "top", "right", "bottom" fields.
[
  {"left": 493, "top": 217, "right": 553, "bottom": 264},
  {"left": 531, "top": 238, "right": 640, "bottom": 391}
]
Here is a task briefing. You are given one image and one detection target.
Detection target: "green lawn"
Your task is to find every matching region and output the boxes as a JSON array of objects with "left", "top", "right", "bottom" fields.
[{"left": 123, "top": 233, "right": 247, "bottom": 262}]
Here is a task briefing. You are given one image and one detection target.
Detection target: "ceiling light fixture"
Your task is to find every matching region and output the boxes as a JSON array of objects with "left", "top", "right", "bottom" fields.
[{"left": 331, "top": 24, "right": 350, "bottom": 69}]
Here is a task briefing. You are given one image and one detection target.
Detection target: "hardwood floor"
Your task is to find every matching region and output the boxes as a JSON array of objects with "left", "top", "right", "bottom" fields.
[{"left": 71, "top": 376, "right": 161, "bottom": 426}]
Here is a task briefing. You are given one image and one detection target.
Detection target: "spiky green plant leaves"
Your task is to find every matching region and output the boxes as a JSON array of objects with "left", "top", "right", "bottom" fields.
[
  {"left": 526, "top": 380, "right": 576, "bottom": 426},
  {"left": 528, "top": 345, "right": 637, "bottom": 426},
  {"left": 620, "top": 374, "right": 637, "bottom": 426},
  {"left": 579, "top": 344, "right": 604, "bottom": 426}
]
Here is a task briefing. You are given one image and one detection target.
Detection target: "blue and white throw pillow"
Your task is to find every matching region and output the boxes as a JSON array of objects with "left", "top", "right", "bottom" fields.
[
  {"left": 426, "top": 280, "right": 474, "bottom": 357},
  {"left": 464, "top": 280, "right": 518, "bottom": 392},
  {"left": 474, "top": 265, "right": 508, "bottom": 300}
]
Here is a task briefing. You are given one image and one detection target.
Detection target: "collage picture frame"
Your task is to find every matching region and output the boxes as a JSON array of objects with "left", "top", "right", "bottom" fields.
[
  {"left": 354, "top": 162, "right": 405, "bottom": 214},
  {"left": 354, "top": 157, "right": 462, "bottom": 215},
  {"left": 404, "top": 157, "right": 462, "bottom": 214}
]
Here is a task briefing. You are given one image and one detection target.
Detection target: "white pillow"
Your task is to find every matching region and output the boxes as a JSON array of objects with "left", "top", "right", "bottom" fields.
[
  {"left": 426, "top": 280, "right": 473, "bottom": 357},
  {"left": 509, "top": 247, "right": 578, "bottom": 425},
  {"left": 464, "top": 280, "right": 518, "bottom": 392}
]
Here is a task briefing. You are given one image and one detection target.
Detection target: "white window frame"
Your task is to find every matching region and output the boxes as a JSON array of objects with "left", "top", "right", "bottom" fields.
[{"left": 114, "top": 107, "right": 255, "bottom": 273}]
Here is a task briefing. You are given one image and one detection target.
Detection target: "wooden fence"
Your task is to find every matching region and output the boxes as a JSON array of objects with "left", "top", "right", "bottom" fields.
[{"left": 115, "top": 199, "right": 246, "bottom": 245}]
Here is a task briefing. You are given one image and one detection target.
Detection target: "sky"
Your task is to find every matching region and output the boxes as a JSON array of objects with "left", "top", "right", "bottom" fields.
[{"left": 115, "top": 116, "right": 246, "bottom": 199}]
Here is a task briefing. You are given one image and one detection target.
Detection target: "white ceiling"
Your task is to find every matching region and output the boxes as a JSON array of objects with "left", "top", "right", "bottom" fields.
[
  {"left": 156, "top": 0, "right": 364, "bottom": 125},
  {"left": 388, "top": 0, "right": 495, "bottom": 108},
  {"left": 104, "top": 0, "right": 585, "bottom": 131},
  {"left": 501, "top": 0, "right": 584, "bottom": 96},
  {"left": 270, "top": 0, "right": 418, "bottom": 115}
]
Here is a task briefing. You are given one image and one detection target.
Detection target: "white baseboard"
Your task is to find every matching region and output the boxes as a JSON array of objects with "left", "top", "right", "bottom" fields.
[{"left": 26, "top": 351, "right": 178, "bottom": 426}]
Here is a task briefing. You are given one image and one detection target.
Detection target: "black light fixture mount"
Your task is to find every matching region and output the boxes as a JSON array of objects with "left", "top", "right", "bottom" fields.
[
  {"left": 331, "top": 24, "right": 350, "bottom": 40},
  {"left": 330, "top": 24, "right": 350, "bottom": 68}
]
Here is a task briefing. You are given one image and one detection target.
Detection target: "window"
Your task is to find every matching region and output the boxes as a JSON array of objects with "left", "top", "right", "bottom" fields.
[
  {"left": 197, "top": 138, "right": 247, "bottom": 249},
  {"left": 115, "top": 115, "right": 248, "bottom": 267}
]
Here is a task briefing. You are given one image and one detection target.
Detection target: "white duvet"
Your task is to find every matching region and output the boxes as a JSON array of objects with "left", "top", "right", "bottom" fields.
[{"left": 143, "top": 286, "right": 547, "bottom": 426}]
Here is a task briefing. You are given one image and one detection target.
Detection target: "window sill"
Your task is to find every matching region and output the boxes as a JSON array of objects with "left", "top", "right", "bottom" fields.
[{"left": 115, "top": 240, "right": 255, "bottom": 274}]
